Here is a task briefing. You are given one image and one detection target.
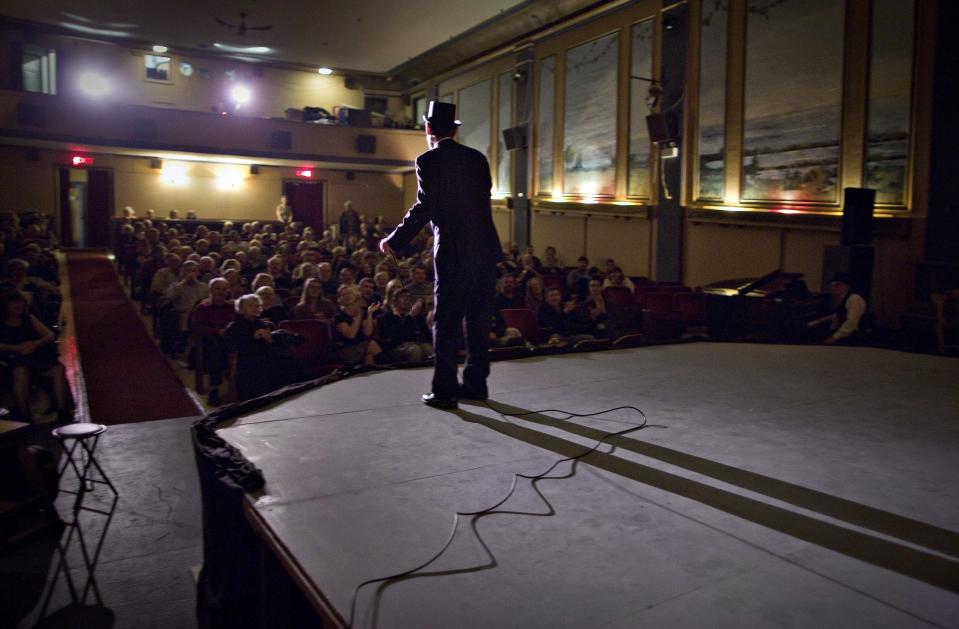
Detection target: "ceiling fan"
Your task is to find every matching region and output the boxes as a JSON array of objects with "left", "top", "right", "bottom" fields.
[{"left": 215, "top": 12, "right": 273, "bottom": 36}]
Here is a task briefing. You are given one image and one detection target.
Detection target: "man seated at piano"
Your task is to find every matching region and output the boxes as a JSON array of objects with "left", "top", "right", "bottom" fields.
[{"left": 808, "top": 272, "right": 868, "bottom": 345}]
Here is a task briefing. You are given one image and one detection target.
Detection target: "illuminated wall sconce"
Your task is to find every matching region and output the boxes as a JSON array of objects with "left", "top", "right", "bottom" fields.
[
  {"left": 161, "top": 164, "right": 187, "bottom": 185},
  {"left": 216, "top": 168, "right": 244, "bottom": 189}
]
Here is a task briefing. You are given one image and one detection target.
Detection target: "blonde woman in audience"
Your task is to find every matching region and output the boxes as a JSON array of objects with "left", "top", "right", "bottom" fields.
[
  {"left": 251, "top": 273, "right": 275, "bottom": 291},
  {"left": 332, "top": 285, "right": 385, "bottom": 366},
  {"left": 292, "top": 277, "right": 336, "bottom": 321},
  {"left": 602, "top": 266, "right": 635, "bottom": 293}
]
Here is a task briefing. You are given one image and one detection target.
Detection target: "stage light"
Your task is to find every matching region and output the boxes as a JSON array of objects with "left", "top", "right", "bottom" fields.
[
  {"left": 318, "top": 67, "right": 333, "bottom": 75},
  {"left": 78, "top": 72, "right": 110, "bottom": 97},
  {"left": 152, "top": 44, "right": 168, "bottom": 53},
  {"left": 71, "top": 155, "right": 93, "bottom": 166},
  {"left": 295, "top": 168, "right": 314, "bottom": 178},
  {"left": 231, "top": 85, "right": 251, "bottom": 105}
]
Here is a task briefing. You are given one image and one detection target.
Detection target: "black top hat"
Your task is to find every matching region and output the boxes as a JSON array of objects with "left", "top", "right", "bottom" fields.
[{"left": 423, "top": 101, "right": 461, "bottom": 127}]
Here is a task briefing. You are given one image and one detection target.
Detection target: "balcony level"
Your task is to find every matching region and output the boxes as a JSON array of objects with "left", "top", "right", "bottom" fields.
[{"left": 0, "top": 90, "right": 423, "bottom": 173}]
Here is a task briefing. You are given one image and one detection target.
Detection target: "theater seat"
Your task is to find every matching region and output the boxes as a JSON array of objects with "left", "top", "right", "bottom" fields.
[
  {"left": 278, "top": 319, "right": 343, "bottom": 378},
  {"left": 500, "top": 308, "right": 542, "bottom": 344},
  {"left": 641, "top": 292, "right": 683, "bottom": 340}
]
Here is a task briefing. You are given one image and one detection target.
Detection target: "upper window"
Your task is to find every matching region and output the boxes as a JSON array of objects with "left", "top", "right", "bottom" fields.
[
  {"left": 22, "top": 45, "right": 56, "bottom": 95},
  {"left": 145, "top": 55, "right": 172, "bottom": 82}
]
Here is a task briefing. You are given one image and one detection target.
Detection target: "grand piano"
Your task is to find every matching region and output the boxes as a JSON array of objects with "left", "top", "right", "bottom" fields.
[{"left": 703, "top": 270, "right": 829, "bottom": 342}]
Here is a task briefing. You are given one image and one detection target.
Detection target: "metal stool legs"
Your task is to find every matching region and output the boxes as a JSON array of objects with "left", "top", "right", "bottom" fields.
[{"left": 53, "top": 423, "right": 118, "bottom": 514}]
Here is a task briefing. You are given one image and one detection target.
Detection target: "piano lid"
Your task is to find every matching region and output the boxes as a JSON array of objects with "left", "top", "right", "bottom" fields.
[{"left": 703, "top": 269, "right": 808, "bottom": 298}]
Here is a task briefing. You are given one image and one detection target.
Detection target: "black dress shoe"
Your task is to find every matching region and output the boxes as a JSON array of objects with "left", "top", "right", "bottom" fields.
[
  {"left": 422, "top": 393, "right": 458, "bottom": 409},
  {"left": 459, "top": 384, "right": 488, "bottom": 400}
]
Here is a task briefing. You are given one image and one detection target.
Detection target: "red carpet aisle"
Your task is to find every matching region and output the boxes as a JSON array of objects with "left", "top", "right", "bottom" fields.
[{"left": 66, "top": 250, "right": 200, "bottom": 424}]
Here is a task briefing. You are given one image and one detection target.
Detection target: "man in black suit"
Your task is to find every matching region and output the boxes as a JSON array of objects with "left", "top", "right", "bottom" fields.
[{"left": 380, "top": 101, "right": 502, "bottom": 409}]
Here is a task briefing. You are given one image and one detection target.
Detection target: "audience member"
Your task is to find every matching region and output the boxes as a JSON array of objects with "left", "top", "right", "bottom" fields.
[
  {"left": 191, "top": 278, "right": 236, "bottom": 406},
  {"left": 293, "top": 278, "right": 336, "bottom": 322},
  {"left": 567, "top": 256, "right": 592, "bottom": 300},
  {"left": 223, "top": 294, "right": 304, "bottom": 401},
  {"left": 255, "top": 286, "right": 288, "bottom": 325},
  {"left": 602, "top": 266, "right": 635, "bottom": 293},
  {"left": 332, "top": 286, "right": 384, "bottom": 366},
  {"left": 378, "top": 287, "right": 433, "bottom": 363},
  {"left": 0, "top": 291, "right": 72, "bottom": 422}
]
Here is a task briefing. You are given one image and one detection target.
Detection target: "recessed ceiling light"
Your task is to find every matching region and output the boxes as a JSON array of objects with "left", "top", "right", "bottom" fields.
[
  {"left": 318, "top": 67, "right": 333, "bottom": 75},
  {"left": 152, "top": 45, "right": 168, "bottom": 54},
  {"left": 213, "top": 43, "right": 271, "bottom": 54}
]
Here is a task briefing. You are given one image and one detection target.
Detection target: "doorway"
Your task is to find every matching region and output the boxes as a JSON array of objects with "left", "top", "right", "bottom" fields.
[
  {"left": 282, "top": 180, "right": 324, "bottom": 231},
  {"left": 58, "top": 167, "right": 113, "bottom": 247}
]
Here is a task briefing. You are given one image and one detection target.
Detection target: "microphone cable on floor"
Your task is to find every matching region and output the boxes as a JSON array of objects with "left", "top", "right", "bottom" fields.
[{"left": 347, "top": 401, "right": 666, "bottom": 627}]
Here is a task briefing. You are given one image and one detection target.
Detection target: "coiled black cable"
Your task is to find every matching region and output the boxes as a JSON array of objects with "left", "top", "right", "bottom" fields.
[{"left": 348, "top": 401, "right": 666, "bottom": 627}]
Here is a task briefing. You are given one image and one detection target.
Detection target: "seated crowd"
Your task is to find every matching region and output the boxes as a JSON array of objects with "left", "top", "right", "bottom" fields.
[
  {"left": 117, "top": 205, "right": 677, "bottom": 406},
  {"left": 0, "top": 212, "right": 72, "bottom": 423}
]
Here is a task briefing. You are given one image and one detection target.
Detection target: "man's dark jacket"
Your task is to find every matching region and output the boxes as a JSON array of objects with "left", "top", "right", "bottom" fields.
[{"left": 385, "top": 139, "right": 501, "bottom": 270}]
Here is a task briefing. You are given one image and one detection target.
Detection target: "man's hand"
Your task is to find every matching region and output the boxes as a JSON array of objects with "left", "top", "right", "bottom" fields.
[
  {"left": 379, "top": 239, "right": 394, "bottom": 258},
  {"left": 254, "top": 328, "right": 273, "bottom": 342}
]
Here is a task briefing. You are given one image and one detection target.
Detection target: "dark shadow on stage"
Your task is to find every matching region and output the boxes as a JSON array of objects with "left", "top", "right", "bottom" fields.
[
  {"left": 465, "top": 399, "right": 959, "bottom": 560},
  {"left": 451, "top": 402, "right": 959, "bottom": 594}
]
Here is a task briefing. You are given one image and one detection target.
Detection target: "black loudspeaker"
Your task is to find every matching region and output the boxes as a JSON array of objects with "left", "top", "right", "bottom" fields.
[
  {"left": 841, "top": 187, "right": 875, "bottom": 245},
  {"left": 149, "top": 158, "right": 162, "bottom": 169},
  {"left": 502, "top": 126, "right": 526, "bottom": 150},
  {"left": 17, "top": 102, "right": 46, "bottom": 127},
  {"left": 249, "top": 165, "right": 260, "bottom": 175},
  {"left": 345, "top": 171, "right": 355, "bottom": 180},
  {"left": 269, "top": 130, "right": 292, "bottom": 150},
  {"left": 356, "top": 134, "right": 376, "bottom": 154},
  {"left": 24, "top": 148, "right": 40, "bottom": 162},
  {"left": 646, "top": 111, "right": 679, "bottom": 143},
  {"left": 822, "top": 245, "right": 874, "bottom": 298}
]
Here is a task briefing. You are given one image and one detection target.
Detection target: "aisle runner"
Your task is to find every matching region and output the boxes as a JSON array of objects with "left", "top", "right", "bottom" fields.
[{"left": 66, "top": 251, "right": 200, "bottom": 424}]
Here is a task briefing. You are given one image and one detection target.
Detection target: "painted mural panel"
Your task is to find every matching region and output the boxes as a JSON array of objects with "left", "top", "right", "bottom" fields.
[
  {"left": 537, "top": 56, "right": 555, "bottom": 195},
  {"left": 564, "top": 32, "right": 619, "bottom": 197},
  {"left": 743, "top": 0, "right": 845, "bottom": 202},
  {"left": 458, "top": 79, "right": 492, "bottom": 161},
  {"left": 496, "top": 71, "right": 513, "bottom": 195},
  {"left": 629, "top": 19, "right": 654, "bottom": 198},
  {"left": 698, "top": 1, "right": 728, "bottom": 200},
  {"left": 865, "top": 0, "right": 914, "bottom": 205}
]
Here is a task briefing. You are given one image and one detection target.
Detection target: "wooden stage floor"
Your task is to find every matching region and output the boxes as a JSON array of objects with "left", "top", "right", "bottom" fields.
[{"left": 217, "top": 343, "right": 959, "bottom": 628}]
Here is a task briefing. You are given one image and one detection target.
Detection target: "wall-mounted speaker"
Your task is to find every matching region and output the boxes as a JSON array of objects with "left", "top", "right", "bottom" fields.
[
  {"left": 502, "top": 125, "right": 526, "bottom": 150},
  {"left": 841, "top": 187, "right": 875, "bottom": 246},
  {"left": 269, "top": 130, "right": 292, "bottom": 150},
  {"left": 345, "top": 171, "right": 355, "bottom": 180},
  {"left": 645, "top": 111, "right": 679, "bottom": 144},
  {"left": 250, "top": 165, "right": 260, "bottom": 175},
  {"left": 149, "top": 158, "right": 162, "bottom": 169},
  {"left": 17, "top": 102, "right": 46, "bottom": 127},
  {"left": 356, "top": 134, "right": 377, "bottom": 154},
  {"left": 24, "top": 148, "right": 40, "bottom": 162}
]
